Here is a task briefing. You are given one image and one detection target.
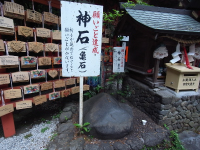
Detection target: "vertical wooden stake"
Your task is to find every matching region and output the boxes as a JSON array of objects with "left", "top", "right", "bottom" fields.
[
  {"left": 79, "top": 76, "right": 83, "bottom": 126},
  {"left": 153, "top": 59, "right": 160, "bottom": 83}
]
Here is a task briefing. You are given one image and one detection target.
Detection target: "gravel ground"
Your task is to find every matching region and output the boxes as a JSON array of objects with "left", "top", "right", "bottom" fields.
[{"left": 0, "top": 118, "right": 59, "bottom": 150}]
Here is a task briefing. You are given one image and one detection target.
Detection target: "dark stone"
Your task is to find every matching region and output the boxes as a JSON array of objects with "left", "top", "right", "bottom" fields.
[
  {"left": 186, "top": 112, "right": 191, "bottom": 119},
  {"left": 179, "top": 131, "right": 200, "bottom": 150},
  {"left": 196, "top": 104, "right": 200, "bottom": 112},
  {"left": 83, "top": 93, "right": 134, "bottom": 140},
  {"left": 69, "top": 137, "right": 85, "bottom": 150},
  {"left": 57, "top": 122, "right": 74, "bottom": 134},
  {"left": 189, "top": 121, "right": 195, "bottom": 127},
  {"left": 84, "top": 144, "right": 100, "bottom": 150},
  {"left": 63, "top": 106, "right": 72, "bottom": 112},
  {"left": 112, "top": 142, "right": 130, "bottom": 150},
  {"left": 187, "top": 104, "right": 193, "bottom": 110},
  {"left": 170, "top": 107, "right": 176, "bottom": 113},
  {"left": 176, "top": 106, "right": 182, "bottom": 112},
  {"left": 98, "top": 143, "right": 114, "bottom": 150},
  {"left": 174, "top": 100, "right": 182, "bottom": 107},
  {"left": 71, "top": 106, "right": 77, "bottom": 114},
  {"left": 125, "top": 138, "right": 144, "bottom": 150},
  {"left": 192, "top": 113, "right": 199, "bottom": 118},
  {"left": 159, "top": 110, "right": 169, "bottom": 116},
  {"left": 59, "top": 111, "right": 72, "bottom": 123},
  {"left": 181, "top": 101, "right": 188, "bottom": 107},
  {"left": 142, "top": 131, "right": 168, "bottom": 147},
  {"left": 172, "top": 111, "right": 178, "bottom": 117}
]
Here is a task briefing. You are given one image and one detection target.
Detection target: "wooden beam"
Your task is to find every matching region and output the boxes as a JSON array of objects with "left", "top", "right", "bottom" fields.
[{"left": 31, "top": 0, "right": 60, "bottom": 9}]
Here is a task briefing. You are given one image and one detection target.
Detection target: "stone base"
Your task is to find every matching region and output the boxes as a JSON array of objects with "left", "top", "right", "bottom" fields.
[{"left": 123, "top": 77, "right": 200, "bottom": 132}]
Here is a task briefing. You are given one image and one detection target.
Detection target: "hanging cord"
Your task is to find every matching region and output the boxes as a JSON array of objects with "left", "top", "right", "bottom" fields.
[
  {"left": 9, "top": 74, "right": 13, "bottom": 89},
  {"left": 20, "top": 87, "right": 24, "bottom": 101},
  {"left": 4, "top": 41, "right": 9, "bottom": 55},
  {"left": 1, "top": 90, "right": 5, "bottom": 106}
]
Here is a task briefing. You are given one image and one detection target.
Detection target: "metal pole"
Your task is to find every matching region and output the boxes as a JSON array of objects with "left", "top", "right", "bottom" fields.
[{"left": 79, "top": 76, "right": 83, "bottom": 126}]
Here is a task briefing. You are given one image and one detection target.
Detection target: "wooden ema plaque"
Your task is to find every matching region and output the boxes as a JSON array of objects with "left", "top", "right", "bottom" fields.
[
  {"left": 12, "top": 71, "right": 29, "bottom": 82},
  {"left": 52, "top": 30, "right": 61, "bottom": 40},
  {"left": 24, "top": 84, "right": 39, "bottom": 94},
  {"left": 38, "top": 57, "right": 51, "bottom": 66},
  {"left": 41, "top": 82, "right": 52, "bottom": 91},
  {"left": 31, "top": 70, "right": 45, "bottom": 79},
  {"left": 0, "top": 39, "right": 5, "bottom": 51},
  {"left": 18, "top": 26, "right": 33, "bottom": 37},
  {"left": 0, "top": 55, "right": 19, "bottom": 67},
  {"left": 4, "top": 89, "right": 22, "bottom": 99},
  {"left": 77, "top": 77, "right": 80, "bottom": 83},
  {"left": 0, "top": 104, "right": 14, "bottom": 117},
  {"left": 45, "top": 43, "right": 58, "bottom": 52},
  {"left": 16, "top": 100, "right": 32, "bottom": 110},
  {"left": 4, "top": 1, "right": 24, "bottom": 20},
  {"left": 0, "top": 74, "right": 10, "bottom": 85},
  {"left": 43, "top": 12, "right": 58, "bottom": 25},
  {"left": 71, "top": 86, "right": 80, "bottom": 94},
  {"left": 36, "top": 28, "right": 51, "bottom": 38},
  {"left": 7, "top": 41, "right": 26, "bottom": 52},
  {"left": 28, "top": 42, "right": 43, "bottom": 53},
  {"left": 49, "top": 92, "right": 60, "bottom": 100},
  {"left": 66, "top": 78, "right": 75, "bottom": 85},
  {"left": 83, "top": 85, "right": 90, "bottom": 91},
  {"left": 48, "top": 70, "right": 58, "bottom": 78},
  {"left": 53, "top": 57, "right": 61, "bottom": 65},
  {"left": 33, "top": 95, "right": 47, "bottom": 105},
  {"left": 26, "top": 9, "right": 42, "bottom": 24},
  {"left": 21, "top": 56, "right": 36, "bottom": 68},
  {"left": 0, "top": 16, "right": 14, "bottom": 35},
  {"left": 54, "top": 80, "right": 65, "bottom": 88},
  {"left": 102, "top": 37, "right": 109, "bottom": 43},
  {"left": 61, "top": 89, "right": 71, "bottom": 98}
]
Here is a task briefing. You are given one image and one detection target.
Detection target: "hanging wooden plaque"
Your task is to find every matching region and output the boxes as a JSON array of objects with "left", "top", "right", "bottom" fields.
[
  {"left": 43, "top": 12, "right": 58, "bottom": 25},
  {"left": 45, "top": 43, "right": 58, "bottom": 52},
  {"left": 71, "top": 86, "right": 80, "bottom": 94},
  {"left": 7, "top": 41, "right": 26, "bottom": 52},
  {"left": 33, "top": 95, "right": 47, "bottom": 105},
  {"left": 83, "top": 85, "right": 90, "bottom": 91},
  {"left": 54, "top": 80, "right": 65, "bottom": 88},
  {"left": 48, "top": 70, "right": 58, "bottom": 78},
  {"left": 4, "top": 1, "right": 24, "bottom": 19},
  {"left": 28, "top": 42, "right": 43, "bottom": 53},
  {"left": 38, "top": 57, "right": 51, "bottom": 66},
  {"left": 0, "top": 74, "right": 10, "bottom": 85},
  {"left": 0, "top": 104, "right": 14, "bottom": 117},
  {"left": 18, "top": 26, "right": 33, "bottom": 37},
  {"left": 4, "top": 89, "right": 22, "bottom": 99},
  {"left": 49, "top": 92, "right": 60, "bottom": 100},
  {"left": 31, "top": 70, "right": 45, "bottom": 79},
  {"left": 53, "top": 57, "right": 62, "bottom": 64},
  {"left": 36, "top": 28, "right": 51, "bottom": 38},
  {"left": 0, "top": 16, "right": 14, "bottom": 35},
  {"left": 12, "top": 71, "right": 29, "bottom": 82},
  {"left": 21, "top": 56, "right": 36, "bottom": 68},
  {"left": 0, "top": 40, "right": 5, "bottom": 51},
  {"left": 0, "top": 55, "right": 19, "bottom": 66},
  {"left": 26, "top": 9, "right": 42, "bottom": 24},
  {"left": 24, "top": 84, "right": 39, "bottom": 94},
  {"left": 61, "top": 89, "right": 71, "bottom": 98},
  {"left": 16, "top": 100, "right": 32, "bottom": 110},
  {"left": 102, "top": 37, "right": 109, "bottom": 43},
  {"left": 76, "top": 77, "right": 80, "bottom": 83},
  {"left": 41, "top": 82, "right": 52, "bottom": 91},
  {"left": 52, "top": 30, "right": 61, "bottom": 40},
  {"left": 66, "top": 78, "right": 75, "bottom": 85}
]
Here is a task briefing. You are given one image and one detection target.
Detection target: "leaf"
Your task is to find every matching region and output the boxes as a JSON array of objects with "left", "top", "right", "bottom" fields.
[
  {"left": 83, "top": 122, "right": 90, "bottom": 126},
  {"left": 74, "top": 123, "right": 82, "bottom": 128}
]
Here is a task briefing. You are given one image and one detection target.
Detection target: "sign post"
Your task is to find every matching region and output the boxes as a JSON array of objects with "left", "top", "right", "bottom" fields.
[{"left": 61, "top": 2, "right": 103, "bottom": 125}]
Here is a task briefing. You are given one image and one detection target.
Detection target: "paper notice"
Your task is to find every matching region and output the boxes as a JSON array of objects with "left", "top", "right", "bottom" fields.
[{"left": 170, "top": 56, "right": 181, "bottom": 64}]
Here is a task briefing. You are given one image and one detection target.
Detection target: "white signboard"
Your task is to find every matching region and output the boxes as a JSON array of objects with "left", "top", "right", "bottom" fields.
[
  {"left": 61, "top": 2, "right": 103, "bottom": 77},
  {"left": 113, "top": 47, "right": 125, "bottom": 73}
]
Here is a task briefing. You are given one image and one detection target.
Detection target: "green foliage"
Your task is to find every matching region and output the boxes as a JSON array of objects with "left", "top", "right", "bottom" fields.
[
  {"left": 117, "top": 36, "right": 124, "bottom": 42},
  {"left": 46, "top": 121, "right": 51, "bottom": 124},
  {"left": 52, "top": 111, "right": 62, "bottom": 119},
  {"left": 122, "top": 0, "right": 149, "bottom": 8},
  {"left": 50, "top": 133, "right": 58, "bottom": 141},
  {"left": 103, "top": 9, "right": 124, "bottom": 23},
  {"left": 41, "top": 127, "right": 49, "bottom": 133},
  {"left": 74, "top": 122, "right": 91, "bottom": 134},
  {"left": 65, "top": 116, "right": 68, "bottom": 121},
  {"left": 41, "top": 118, "right": 46, "bottom": 122},
  {"left": 84, "top": 85, "right": 103, "bottom": 100},
  {"left": 24, "top": 133, "right": 32, "bottom": 139},
  {"left": 104, "top": 46, "right": 113, "bottom": 52},
  {"left": 164, "top": 124, "right": 169, "bottom": 130},
  {"left": 169, "top": 130, "right": 185, "bottom": 150}
]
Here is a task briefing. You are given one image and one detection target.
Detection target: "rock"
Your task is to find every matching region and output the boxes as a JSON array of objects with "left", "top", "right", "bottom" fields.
[
  {"left": 59, "top": 111, "right": 72, "bottom": 123},
  {"left": 83, "top": 93, "right": 134, "bottom": 140},
  {"left": 57, "top": 122, "right": 74, "bottom": 134},
  {"left": 179, "top": 131, "right": 200, "bottom": 150},
  {"left": 71, "top": 106, "right": 77, "bottom": 114},
  {"left": 84, "top": 144, "right": 100, "bottom": 150},
  {"left": 142, "top": 131, "right": 168, "bottom": 147},
  {"left": 125, "top": 138, "right": 144, "bottom": 150},
  {"left": 98, "top": 143, "right": 114, "bottom": 150},
  {"left": 69, "top": 137, "right": 85, "bottom": 150},
  {"left": 48, "top": 143, "right": 57, "bottom": 150},
  {"left": 112, "top": 142, "right": 130, "bottom": 150},
  {"left": 63, "top": 106, "right": 72, "bottom": 112},
  {"left": 187, "top": 104, "right": 193, "bottom": 110},
  {"left": 159, "top": 110, "right": 169, "bottom": 116},
  {"left": 181, "top": 101, "right": 188, "bottom": 107},
  {"left": 196, "top": 104, "right": 200, "bottom": 111},
  {"left": 189, "top": 121, "right": 195, "bottom": 127}
]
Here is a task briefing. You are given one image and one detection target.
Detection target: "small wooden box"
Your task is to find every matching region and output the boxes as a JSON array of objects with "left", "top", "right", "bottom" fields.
[{"left": 165, "top": 63, "right": 200, "bottom": 93}]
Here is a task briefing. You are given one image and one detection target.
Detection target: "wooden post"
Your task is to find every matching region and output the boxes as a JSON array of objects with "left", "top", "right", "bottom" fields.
[
  {"left": 79, "top": 76, "right": 83, "bottom": 126},
  {"left": 153, "top": 59, "right": 160, "bottom": 83}
]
